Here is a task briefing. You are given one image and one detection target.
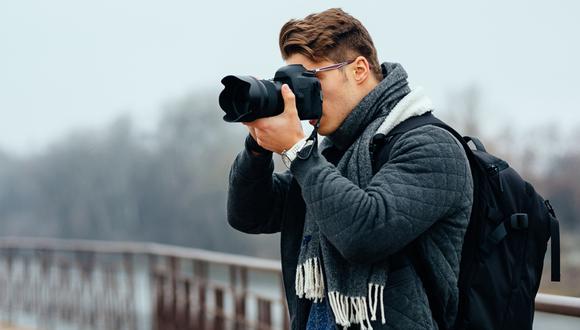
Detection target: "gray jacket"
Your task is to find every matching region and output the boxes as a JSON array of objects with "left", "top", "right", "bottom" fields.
[{"left": 227, "top": 123, "right": 473, "bottom": 329}]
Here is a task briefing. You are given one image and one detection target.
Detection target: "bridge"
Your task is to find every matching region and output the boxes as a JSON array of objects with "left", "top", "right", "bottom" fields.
[{"left": 0, "top": 237, "right": 578, "bottom": 330}]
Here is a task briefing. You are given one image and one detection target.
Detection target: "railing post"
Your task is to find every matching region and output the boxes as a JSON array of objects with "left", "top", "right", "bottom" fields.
[
  {"left": 183, "top": 278, "right": 192, "bottom": 328},
  {"left": 168, "top": 256, "right": 179, "bottom": 330},
  {"left": 154, "top": 271, "right": 166, "bottom": 330},
  {"left": 123, "top": 252, "right": 135, "bottom": 330},
  {"left": 37, "top": 249, "right": 52, "bottom": 328},
  {"left": 22, "top": 255, "right": 32, "bottom": 313},
  {"left": 104, "top": 264, "right": 117, "bottom": 329},
  {"left": 4, "top": 248, "right": 14, "bottom": 324},
  {"left": 149, "top": 253, "right": 161, "bottom": 330},
  {"left": 76, "top": 250, "right": 95, "bottom": 327},
  {"left": 58, "top": 259, "right": 70, "bottom": 322},
  {"left": 214, "top": 287, "right": 225, "bottom": 330},
  {"left": 193, "top": 259, "right": 208, "bottom": 330},
  {"left": 257, "top": 298, "right": 272, "bottom": 330},
  {"left": 231, "top": 265, "right": 248, "bottom": 330}
]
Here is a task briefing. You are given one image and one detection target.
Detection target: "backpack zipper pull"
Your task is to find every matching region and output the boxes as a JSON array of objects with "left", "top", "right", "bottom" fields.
[
  {"left": 488, "top": 165, "right": 504, "bottom": 192},
  {"left": 545, "top": 200, "right": 556, "bottom": 217}
]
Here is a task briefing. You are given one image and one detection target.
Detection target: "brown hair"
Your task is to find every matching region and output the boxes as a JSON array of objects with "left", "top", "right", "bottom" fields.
[{"left": 279, "top": 8, "right": 382, "bottom": 81}]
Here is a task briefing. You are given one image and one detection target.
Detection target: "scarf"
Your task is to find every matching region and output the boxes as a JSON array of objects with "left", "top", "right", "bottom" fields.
[{"left": 295, "top": 62, "right": 432, "bottom": 329}]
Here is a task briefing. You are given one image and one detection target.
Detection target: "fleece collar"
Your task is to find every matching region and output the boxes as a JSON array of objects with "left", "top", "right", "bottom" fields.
[{"left": 375, "top": 86, "right": 433, "bottom": 137}]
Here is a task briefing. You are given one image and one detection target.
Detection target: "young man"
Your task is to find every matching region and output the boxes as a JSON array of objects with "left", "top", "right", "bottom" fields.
[{"left": 227, "top": 8, "right": 473, "bottom": 330}]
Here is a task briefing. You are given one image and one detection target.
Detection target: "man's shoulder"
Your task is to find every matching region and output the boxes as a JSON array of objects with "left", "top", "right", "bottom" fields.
[
  {"left": 379, "top": 123, "right": 474, "bottom": 197},
  {"left": 396, "top": 124, "right": 463, "bottom": 149},
  {"left": 383, "top": 123, "right": 468, "bottom": 167}
]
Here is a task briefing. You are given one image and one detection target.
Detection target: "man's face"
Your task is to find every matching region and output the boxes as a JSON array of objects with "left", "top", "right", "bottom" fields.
[{"left": 285, "top": 53, "right": 359, "bottom": 136}]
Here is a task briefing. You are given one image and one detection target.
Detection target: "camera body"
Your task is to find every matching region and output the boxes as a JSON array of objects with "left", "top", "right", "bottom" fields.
[{"left": 219, "top": 64, "right": 323, "bottom": 122}]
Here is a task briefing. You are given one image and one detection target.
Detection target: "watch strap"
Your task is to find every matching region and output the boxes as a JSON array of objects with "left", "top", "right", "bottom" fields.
[{"left": 282, "top": 137, "right": 308, "bottom": 167}]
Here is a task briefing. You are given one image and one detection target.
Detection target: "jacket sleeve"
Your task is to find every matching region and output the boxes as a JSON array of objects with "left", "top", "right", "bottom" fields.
[
  {"left": 227, "top": 146, "right": 293, "bottom": 234},
  {"left": 289, "top": 125, "right": 472, "bottom": 264}
]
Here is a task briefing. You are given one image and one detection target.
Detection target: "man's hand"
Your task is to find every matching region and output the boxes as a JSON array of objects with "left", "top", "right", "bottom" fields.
[{"left": 243, "top": 84, "right": 305, "bottom": 154}]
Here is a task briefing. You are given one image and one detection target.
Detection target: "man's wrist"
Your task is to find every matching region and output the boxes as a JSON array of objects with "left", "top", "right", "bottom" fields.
[{"left": 245, "top": 134, "right": 271, "bottom": 157}]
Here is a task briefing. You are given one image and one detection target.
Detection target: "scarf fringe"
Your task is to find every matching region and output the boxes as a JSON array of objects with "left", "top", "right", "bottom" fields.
[
  {"left": 295, "top": 257, "right": 325, "bottom": 302},
  {"left": 327, "top": 291, "right": 382, "bottom": 330},
  {"left": 295, "top": 258, "right": 388, "bottom": 328}
]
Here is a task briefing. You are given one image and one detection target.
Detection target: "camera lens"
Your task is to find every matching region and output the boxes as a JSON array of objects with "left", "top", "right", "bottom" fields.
[{"left": 219, "top": 76, "right": 283, "bottom": 122}]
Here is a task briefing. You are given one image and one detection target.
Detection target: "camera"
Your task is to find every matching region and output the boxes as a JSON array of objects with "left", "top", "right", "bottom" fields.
[{"left": 218, "top": 64, "right": 323, "bottom": 122}]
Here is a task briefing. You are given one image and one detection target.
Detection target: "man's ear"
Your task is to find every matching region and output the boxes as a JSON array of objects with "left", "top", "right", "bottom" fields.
[{"left": 352, "top": 56, "right": 371, "bottom": 84}]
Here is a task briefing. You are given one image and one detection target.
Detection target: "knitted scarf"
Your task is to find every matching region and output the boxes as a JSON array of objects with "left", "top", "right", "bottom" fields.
[{"left": 295, "top": 62, "right": 418, "bottom": 329}]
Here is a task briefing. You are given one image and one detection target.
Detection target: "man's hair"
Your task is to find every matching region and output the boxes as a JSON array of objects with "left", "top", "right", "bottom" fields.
[{"left": 279, "top": 8, "right": 382, "bottom": 81}]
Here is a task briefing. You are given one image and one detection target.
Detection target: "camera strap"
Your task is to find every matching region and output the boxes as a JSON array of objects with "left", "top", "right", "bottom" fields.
[{"left": 296, "top": 119, "right": 320, "bottom": 160}]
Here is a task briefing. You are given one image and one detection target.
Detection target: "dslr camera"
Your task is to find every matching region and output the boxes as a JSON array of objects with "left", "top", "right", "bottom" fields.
[{"left": 219, "top": 64, "right": 323, "bottom": 122}]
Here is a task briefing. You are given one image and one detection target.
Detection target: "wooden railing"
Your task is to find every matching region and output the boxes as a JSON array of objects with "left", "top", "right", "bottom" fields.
[
  {"left": 536, "top": 293, "right": 580, "bottom": 317},
  {"left": 0, "top": 237, "right": 578, "bottom": 330},
  {"left": 0, "top": 237, "right": 287, "bottom": 330}
]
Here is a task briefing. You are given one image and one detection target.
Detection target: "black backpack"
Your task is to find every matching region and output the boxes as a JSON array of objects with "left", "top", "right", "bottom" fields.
[{"left": 370, "top": 111, "right": 561, "bottom": 330}]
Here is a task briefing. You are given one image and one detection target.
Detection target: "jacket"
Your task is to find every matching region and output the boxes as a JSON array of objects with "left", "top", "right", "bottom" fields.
[{"left": 227, "top": 119, "right": 473, "bottom": 329}]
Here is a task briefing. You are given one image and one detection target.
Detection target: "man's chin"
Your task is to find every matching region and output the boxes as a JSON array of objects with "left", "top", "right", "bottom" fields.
[{"left": 317, "top": 125, "right": 331, "bottom": 136}]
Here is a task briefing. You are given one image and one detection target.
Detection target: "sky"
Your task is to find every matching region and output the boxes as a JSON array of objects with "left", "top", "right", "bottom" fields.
[{"left": 1, "top": 0, "right": 578, "bottom": 155}]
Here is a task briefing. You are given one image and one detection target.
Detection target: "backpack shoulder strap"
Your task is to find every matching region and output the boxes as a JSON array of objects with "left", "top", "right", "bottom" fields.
[
  {"left": 372, "top": 112, "right": 458, "bottom": 173},
  {"left": 371, "top": 111, "right": 486, "bottom": 175},
  {"left": 371, "top": 112, "right": 435, "bottom": 173}
]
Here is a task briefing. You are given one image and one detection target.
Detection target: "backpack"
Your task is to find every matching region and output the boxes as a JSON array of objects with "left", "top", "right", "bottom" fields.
[{"left": 370, "top": 111, "right": 561, "bottom": 330}]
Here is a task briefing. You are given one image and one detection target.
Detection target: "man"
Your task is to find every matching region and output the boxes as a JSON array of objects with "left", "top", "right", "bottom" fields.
[{"left": 227, "top": 8, "right": 473, "bottom": 330}]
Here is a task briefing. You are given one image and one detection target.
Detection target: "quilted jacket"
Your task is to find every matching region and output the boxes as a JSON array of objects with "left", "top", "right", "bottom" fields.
[{"left": 227, "top": 123, "right": 473, "bottom": 329}]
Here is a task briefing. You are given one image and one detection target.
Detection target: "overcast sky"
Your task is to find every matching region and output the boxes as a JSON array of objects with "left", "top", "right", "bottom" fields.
[{"left": 1, "top": 0, "right": 578, "bottom": 154}]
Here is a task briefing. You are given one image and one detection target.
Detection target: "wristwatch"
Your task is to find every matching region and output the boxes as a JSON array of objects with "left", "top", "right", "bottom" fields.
[{"left": 281, "top": 137, "right": 309, "bottom": 168}]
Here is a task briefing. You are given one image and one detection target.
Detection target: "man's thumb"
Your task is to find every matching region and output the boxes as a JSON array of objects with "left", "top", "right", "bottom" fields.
[{"left": 281, "top": 84, "right": 296, "bottom": 104}]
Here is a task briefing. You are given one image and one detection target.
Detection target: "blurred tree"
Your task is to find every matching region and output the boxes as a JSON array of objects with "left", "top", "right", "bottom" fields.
[
  {"left": 442, "top": 84, "right": 481, "bottom": 137},
  {"left": 542, "top": 153, "right": 580, "bottom": 231},
  {"left": 0, "top": 90, "right": 280, "bottom": 259},
  {"left": 0, "top": 88, "right": 578, "bottom": 263}
]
